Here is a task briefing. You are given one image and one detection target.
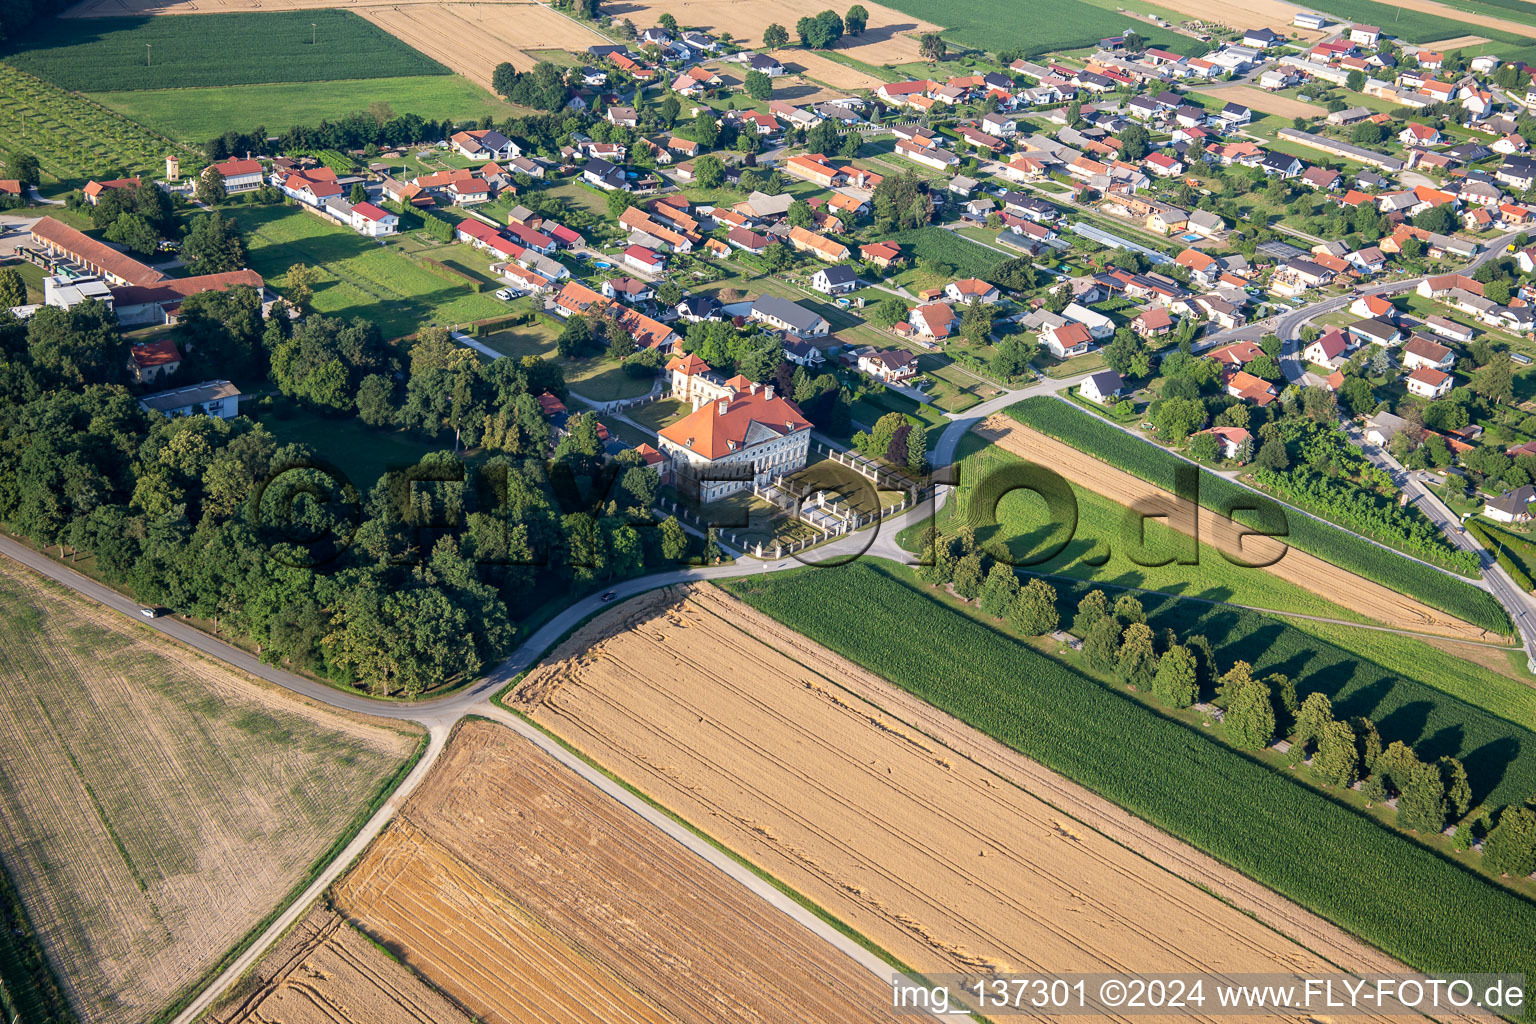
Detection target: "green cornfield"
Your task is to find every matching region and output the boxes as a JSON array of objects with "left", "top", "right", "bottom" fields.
[{"left": 3, "top": 11, "right": 448, "bottom": 93}]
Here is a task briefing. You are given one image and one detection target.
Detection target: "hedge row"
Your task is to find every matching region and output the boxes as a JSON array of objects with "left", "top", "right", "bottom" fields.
[
  {"left": 1468, "top": 520, "right": 1536, "bottom": 593},
  {"left": 1003, "top": 397, "right": 1513, "bottom": 635}
]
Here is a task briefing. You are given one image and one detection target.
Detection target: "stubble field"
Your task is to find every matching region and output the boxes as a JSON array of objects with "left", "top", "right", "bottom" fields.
[
  {"left": 0, "top": 559, "right": 419, "bottom": 1024},
  {"left": 209, "top": 908, "right": 472, "bottom": 1024},
  {"left": 1199, "top": 83, "right": 1325, "bottom": 118},
  {"left": 356, "top": 3, "right": 611, "bottom": 87},
  {"left": 331, "top": 719, "right": 906, "bottom": 1024},
  {"left": 976, "top": 415, "right": 1491, "bottom": 639},
  {"left": 513, "top": 585, "right": 1460, "bottom": 1018}
]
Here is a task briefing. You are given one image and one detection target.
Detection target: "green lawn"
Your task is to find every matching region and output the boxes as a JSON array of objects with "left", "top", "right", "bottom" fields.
[
  {"left": 480, "top": 318, "right": 560, "bottom": 361},
  {"left": 628, "top": 398, "right": 688, "bottom": 432},
  {"left": 90, "top": 75, "right": 513, "bottom": 144},
  {"left": 479, "top": 317, "right": 655, "bottom": 402},
  {"left": 932, "top": 432, "right": 1377, "bottom": 622},
  {"left": 253, "top": 400, "right": 455, "bottom": 491},
  {"left": 4, "top": 11, "right": 447, "bottom": 91},
  {"left": 223, "top": 204, "right": 507, "bottom": 340}
]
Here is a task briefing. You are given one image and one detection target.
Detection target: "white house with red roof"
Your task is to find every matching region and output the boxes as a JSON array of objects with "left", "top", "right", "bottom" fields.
[
  {"left": 1406, "top": 366, "right": 1453, "bottom": 399},
  {"left": 348, "top": 201, "right": 398, "bottom": 237},
  {"left": 205, "top": 157, "right": 263, "bottom": 192},
  {"left": 656, "top": 381, "right": 812, "bottom": 501},
  {"left": 1042, "top": 320, "right": 1094, "bottom": 358},
  {"left": 909, "top": 302, "right": 959, "bottom": 339},
  {"left": 1303, "top": 328, "right": 1352, "bottom": 368}
]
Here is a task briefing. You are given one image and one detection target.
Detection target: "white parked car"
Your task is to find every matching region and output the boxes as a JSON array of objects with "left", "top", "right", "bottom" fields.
[{"left": 494, "top": 288, "right": 514, "bottom": 301}]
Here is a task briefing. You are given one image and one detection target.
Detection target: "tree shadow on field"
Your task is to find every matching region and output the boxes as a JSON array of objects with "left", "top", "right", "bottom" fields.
[
  {"left": 1462, "top": 736, "right": 1519, "bottom": 807},
  {"left": 1376, "top": 699, "right": 1435, "bottom": 750},
  {"left": 1329, "top": 674, "right": 1392, "bottom": 723},
  {"left": 1415, "top": 722, "right": 1466, "bottom": 765}
]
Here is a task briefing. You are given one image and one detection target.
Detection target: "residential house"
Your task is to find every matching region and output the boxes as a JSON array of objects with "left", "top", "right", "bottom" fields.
[
  {"left": 1406, "top": 366, "right": 1453, "bottom": 399},
  {"left": 1303, "top": 328, "right": 1351, "bottom": 368},
  {"left": 857, "top": 348, "right": 920, "bottom": 383},
  {"left": 786, "top": 225, "right": 849, "bottom": 262},
  {"left": 751, "top": 295, "right": 830, "bottom": 337},
  {"left": 1402, "top": 335, "right": 1454, "bottom": 370},
  {"left": 1063, "top": 301, "right": 1116, "bottom": 339},
  {"left": 910, "top": 302, "right": 959, "bottom": 339},
  {"left": 1226, "top": 370, "right": 1278, "bottom": 405},
  {"left": 811, "top": 265, "right": 858, "bottom": 295},
  {"left": 126, "top": 338, "right": 181, "bottom": 383},
  {"left": 1042, "top": 320, "right": 1095, "bottom": 358},
  {"left": 1132, "top": 306, "right": 1175, "bottom": 337},
  {"left": 139, "top": 380, "right": 241, "bottom": 419},
  {"left": 82, "top": 177, "right": 141, "bottom": 205},
  {"left": 1080, "top": 369, "right": 1124, "bottom": 403},
  {"left": 1200, "top": 425, "right": 1252, "bottom": 459},
  {"left": 946, "top": 278, "right": 1001, "bottom": 304},
  {"left": 348, "top": 202, "right": 398, "bottom": 236},
  {"left": 450, "top": 129, "right": 518, "bottom": 160},
  {"left": 1485, "top": 484, "right": 1536, "bottom": 523}
]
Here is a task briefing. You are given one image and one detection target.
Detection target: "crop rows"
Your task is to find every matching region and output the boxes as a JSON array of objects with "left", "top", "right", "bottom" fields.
[
  {"left": 4, "top": 11, "right": 448, "bottom": 93},
  {"left": 878, "top": 0, "right": 1195, "bottom": 56},
  {"left": 1004, "top": 397, "right": 1512, "bottom": 634},
  {"left": 0, "top": 63, "right": 188, "bottom": 185},
  {"left": 887, "top": 225, "right": 1007, "bottom": 281},
  {"left": 719, "top": 563, "right": 1536, "bottom": 1004}
]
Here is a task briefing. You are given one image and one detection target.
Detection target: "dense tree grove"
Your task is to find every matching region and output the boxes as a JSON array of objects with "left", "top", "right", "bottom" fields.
[{"left": 0, "top": 299, "right": 703, "bottom": 697}]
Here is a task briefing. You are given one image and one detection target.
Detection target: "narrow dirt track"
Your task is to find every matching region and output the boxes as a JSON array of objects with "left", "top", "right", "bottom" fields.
[
  {"left": 977, "top": 416, "right": 1493, "bottom": 641},
  {"left": 515, "top": 586, "right": 1500, "bottom": 1024}
]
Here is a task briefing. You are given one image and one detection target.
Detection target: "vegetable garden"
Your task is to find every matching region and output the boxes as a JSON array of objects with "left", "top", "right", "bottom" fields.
[
  {"left": 887, "top": 225, "right": 1007, "bottom": 282},
  {"left": 720, "top": 563, "right": 1536, "bottom": 1003},
  {"left": 1005, "top": 397, "right": 1512, "bottom": 634},
  {"left": 0, "top": 63, "right": 190, "bottom": 187}
]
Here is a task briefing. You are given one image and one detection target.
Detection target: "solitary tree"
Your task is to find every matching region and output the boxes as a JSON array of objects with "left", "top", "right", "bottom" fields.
[
  {"left": 0, "top": 267, "right": 25, "bottom": 308},
  {"left": 1010, "top": 578, "right": 1059, "bottom": 635},
  {"left": 919, "top": 32, "right": 946, "bottom": 60},
  {"left": 1151, "top": 643, "right": 1198, "bottom": 708},
  {"left": 350, "top": 181, "right": 368, "bottom": 205},
  {"left": 1083, "top": 616, "right": 1122, "bottom": 673},
  {"left": 193, "top": 167, "right": 227, "bottom": 206},
  {"left": 1224, "top": 673, "right": 1277, "bottom": 750},
  {"left": 1115, "top": 622, "right": 1158, "bottom": 688},
  {"left": 745, "top": 68, "right": 774, "bottom": 100},
  {"left": 763, "top": 22, "right": 790, "bottom": 48},
  {"left": 284, "top": 263, "right": 319, "bottom": 308},
  {"left": 845, "top": 3, "right": 868, "bottom": 34}
]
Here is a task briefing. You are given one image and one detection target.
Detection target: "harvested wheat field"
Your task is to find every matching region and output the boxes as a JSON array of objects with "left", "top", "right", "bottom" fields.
[
  {"left": 1431, "top": 33, "right": 1495, "bottom": 49},
  {"left": 769, "top": 48, "right": 888, "bottom": 91},
  {"left": 977, "top": 416, "right": 1490, "bottom": 640},
  {"left": 360, "top": 3, "right": 610, "bottom": 86},
  {"left": 1145, "top": 0, "right": 1310, "bottom": 32},
  {"left": 333, "top": 720, "right": 905, "bottom": 1024},
  {"left": 610, "top": 0, "right": 940, "bottom": 61},
  {"left": 0, "top": 559, "right": 419, "bottom": 1024},
  {"left": 209, "top": 908, "right": 472, "bottom": 1024},
  {"left": 514, "top": 584, "right": 1464, "bottom": 1022},
  {"left": 1201, "top": 83, "right": 1324, "bottom": 118}
]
